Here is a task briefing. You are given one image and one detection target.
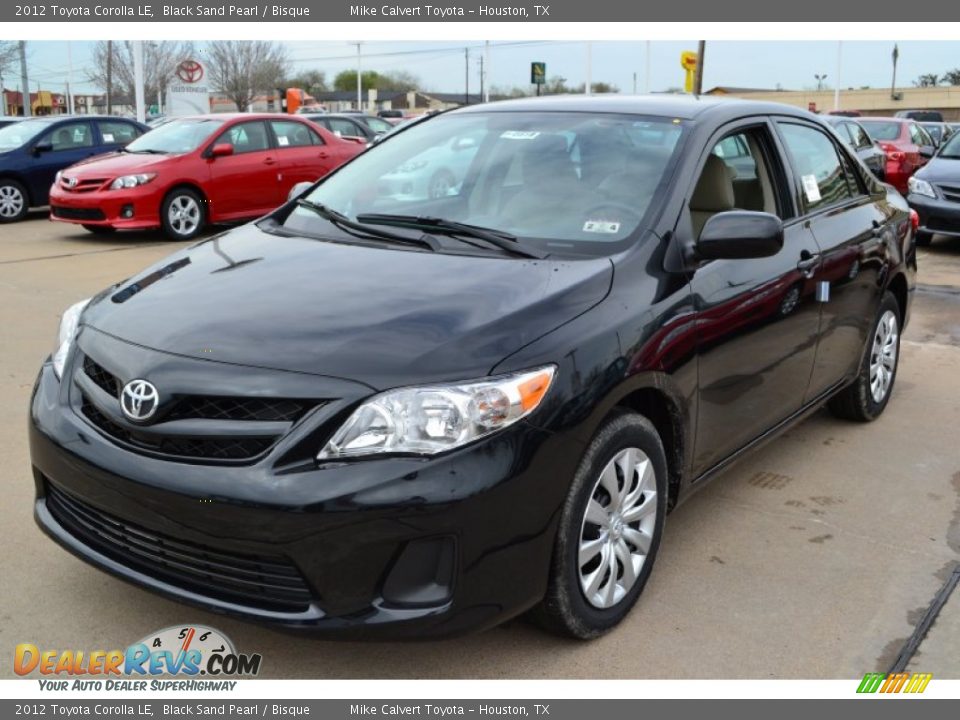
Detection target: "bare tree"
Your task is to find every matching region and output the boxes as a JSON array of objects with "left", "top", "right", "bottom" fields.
[
  {"left": 913, "top": 73, "right": 941, "bottom": 88},
  {"left": 0, "top": 41, "right": 18, "bottom": 83},
  {"left": 943, "top": 68, "right": 960, "bottom": 86},
  {"left": 207, "top": 41, "right": 290, "bottom": 111},
  {"left": 88, "top": 40, "right": 195, "bottom": 109}
]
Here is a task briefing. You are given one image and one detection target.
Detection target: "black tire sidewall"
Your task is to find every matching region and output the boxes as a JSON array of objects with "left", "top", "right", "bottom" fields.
[
  {"left": 552, "top": 413, "right": 668, "bottom": 638},
  {"left": 161, "top": 188, "right": 206, "bottom": 240},
  {"left": 858, "top": 293, "right": 901, "bottom": 419},
  {"left": 0, "top": 179, "right": 29, "bottom": 223}
]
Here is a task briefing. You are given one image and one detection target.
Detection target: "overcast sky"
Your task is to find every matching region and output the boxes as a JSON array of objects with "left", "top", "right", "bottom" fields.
[{"left": 9, "top": 40, "right": 959, "bottom": 97}]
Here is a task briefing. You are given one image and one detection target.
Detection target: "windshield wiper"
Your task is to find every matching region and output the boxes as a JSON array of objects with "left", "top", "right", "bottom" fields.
[
  {"left": 355, "top": 214, "right": 547, "bottom": 259},
  {"left": 295, "top": 200, "right": 438, "bottom": 252},
  {"left": 124, "top": 148, "right": 167, "bottom": 154}
]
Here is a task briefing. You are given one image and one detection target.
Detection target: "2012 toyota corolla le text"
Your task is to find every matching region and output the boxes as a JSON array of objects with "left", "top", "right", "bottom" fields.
[{"left": 29, "top": 96, "right": 917, "bottom": 639}]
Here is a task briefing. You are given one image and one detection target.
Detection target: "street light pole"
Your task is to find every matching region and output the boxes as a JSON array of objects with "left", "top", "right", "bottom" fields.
[
  {"left": 484, "top": 40, "right": 490, "bottom": 103},
  {"left": 585, "top": 41, "right": 592, "bottom": 95},
  {"left": 693, "top": 40, "right": 705, "bottom": 96},
  {"left": 354, "top": 42, "right": 363, "bottom": 111},
  {"left": 133, "top": 40, "right": 146, "bottom": 123},
  {"left": 19, "top": 41, "right": 30, "bottom": 117},
  {"left": 814, "top": 74, "right": 827, "bottom": 92},
  {"left": 834, "top": 41, "right": 842, "bottom": 112}
]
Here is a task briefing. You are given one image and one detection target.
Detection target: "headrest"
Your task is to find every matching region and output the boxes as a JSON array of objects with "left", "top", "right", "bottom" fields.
[{"left": 690, "top": 154, "right": 735, "bottom": 212}]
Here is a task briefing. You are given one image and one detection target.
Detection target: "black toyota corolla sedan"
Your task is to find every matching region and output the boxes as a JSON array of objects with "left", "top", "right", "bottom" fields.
[{"left": 29, "top": 96, "right": 917, "bottom": 640}]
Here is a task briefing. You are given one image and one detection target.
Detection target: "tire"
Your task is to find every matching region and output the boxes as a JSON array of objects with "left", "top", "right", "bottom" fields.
[
  {"left": 533, "top": 410, "right": 667, "bottom": 639},
  {"left": 915, "top": 231, "right": 933, "bottom": 247},
  {"left": 160, "top": 188, "right": 206, "bottom": 240},
  {"left": 828, "top": 291, "right": 901, "bottom": 422},
  {"left": 427, "top": 169, "right": 456, "bottom": 199},
  {"left": 82, "top": 224, "right": 116, "bottom": 235},
  {"left": 0, "top": 179, "right": 29, "bottom": 223}
]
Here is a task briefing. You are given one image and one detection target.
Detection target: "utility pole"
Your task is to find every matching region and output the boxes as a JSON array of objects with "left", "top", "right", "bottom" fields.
[
  {"left": 644, "top": 40, "right": 651, "bottom": 94},
  {"left": 478, "top": 54, "right": 484, "bottom": 104},
  {"left": 0, "top": 67, "right": 6, "bottom": 118},
  {"left": 133, "top": 40, "right": 145, "bottom": 123},
  {"left": 585, "top": 41, "right": 592, "bottom": 95},
  {"left": 19, "top": 41, "right": 30, "bottom": 117},
  {"left": 106, "top": 39, "right": 113, "bottom": 116},
  {"left": 693, "top": 40, "right": 705, "bottom": 96},
  {"left": 484, "top": 40, "right": 490, "bottom": 103},
  {"left": 891, "top": 43, "right": 899, "bottom": 100},
  {"left": 633, "top": 72, "right": 637, "bottom": 94},
  {"left": 354, "top": 42, "right": 363, "bottom": 111},
  {"left": 66, "top": 41, "right": 74, "bottom": 115},
  {"left": 465, "top": 47, "right": 469, "bottom": 105}
]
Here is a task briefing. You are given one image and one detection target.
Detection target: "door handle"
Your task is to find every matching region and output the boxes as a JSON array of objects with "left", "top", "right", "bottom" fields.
[
  {"left": 797, "top": 251, "right": 821, "bottom": 277},
  {"left": 317, "top": 151, "right": 330, "bottom": 159},
  {"left": 263, "top": 157, "right": 276, "bottom": 165}
]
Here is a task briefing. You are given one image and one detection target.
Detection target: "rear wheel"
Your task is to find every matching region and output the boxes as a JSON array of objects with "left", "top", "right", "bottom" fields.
[
  {"left": 915, "top": 231, "right": 933, "bottom": 247},
  {"left": 0, "top": 179, "right": 29, "bottom": 223},
  {"left": 533, "top": 411, "right": 667, "bottom": 639},
  {"left": 161, "top": 188, "right": 205, "bottom": 240},
  {"left": 828, "top": 292, "right": 901, "bottom": 422},
  {"left": 82, "top": 224, "right": 116, "bottom": 235},
  {"left": 427, "top": 169, "right": 455, "bottom": 199}
]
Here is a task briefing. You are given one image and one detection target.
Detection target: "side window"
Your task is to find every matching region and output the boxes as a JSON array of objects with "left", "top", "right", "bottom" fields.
[
  {"left": 41, "top": 122, "right": 93, "bottom": 151},
  {"left": 690, "top": 127, "right": 780, "bottom": 239},
  {"left": 778, "top": 123, "right": 855, "bottom": 213},
  {"left": 217, "top": 121, "right": 270, "bottom": 154},
  {"left": 366, "top": 117, "right": 393, "bottom": 134},
  {"left": 328, "top": 118, "right": 364, "bottom": 138},
  {"left": 270, "top": 120, "right": 318, "bottom": 148},
  {"left": 97, "top": 121, "right": 141, "bottom": 146},
  {"left": 850, "top": 123, "right": 872, "bottom": 150}
]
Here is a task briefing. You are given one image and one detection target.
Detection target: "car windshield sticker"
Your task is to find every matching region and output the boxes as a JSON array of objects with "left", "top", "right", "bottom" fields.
[
  {"left": 102, "top": 133, "right": 114, "bottom": 142},
  {"left": 801, "top": 174, "right": 822, "bottom": 203},
  {"left": 501, "top": 131, "right": 541, "bottom": 140},
  {"left": 583, "top": 220, "right": 621, "bottom": 234},
  {"left": 277, "top": 136, "right": 290, "bottom": 146}
]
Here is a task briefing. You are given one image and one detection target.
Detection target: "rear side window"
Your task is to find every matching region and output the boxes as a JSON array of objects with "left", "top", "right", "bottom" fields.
[
  {"left": 778, "top": 123, "right": 857, "bottom": 213},
  {"left": 41, "top": 121, "right": 93, "bottom": 151},
  {"left": 328, "top": 118, "right": 364, "bottom": 138},
  {"left": 97, "top": 120, "right": 142, "bottom": 146},
  {"left": 270, "top": 120, "right": 319, "bottom": 148},
  {"left": 849, "top": 123, "right": 873, "bottom": 150}
]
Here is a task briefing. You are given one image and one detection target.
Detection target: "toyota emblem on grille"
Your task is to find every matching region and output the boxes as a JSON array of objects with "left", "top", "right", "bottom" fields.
[
  {"left": 65, "top": 177, "right": 78, "bottom": 188},
  {"left": 120, "top": 379, "right": 160, "bottom": 422}
]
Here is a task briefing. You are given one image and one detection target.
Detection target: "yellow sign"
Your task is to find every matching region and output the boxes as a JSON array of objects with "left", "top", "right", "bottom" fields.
[{"left": 680, "top": 51, "right": 698, "bottom": 93}]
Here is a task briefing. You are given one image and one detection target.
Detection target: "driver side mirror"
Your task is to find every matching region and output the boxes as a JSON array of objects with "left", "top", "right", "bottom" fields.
[
  {"left": 287, "top": 181, "right": 314, "bottom": 202},
  {"left": 32, "top": 141, "right": 53, "bottom": 154},
  {"left": 697, "top": 211, "right": 784, "bottom": 260},
  {"left": 210, "top": 143, "right": 234, "bottom": 158}
]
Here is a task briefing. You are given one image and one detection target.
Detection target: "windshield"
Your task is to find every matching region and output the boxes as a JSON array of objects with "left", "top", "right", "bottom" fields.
[
  {"left": 939, "top": 131, "right": 960, "bottom": 159},
  {"left": 291, "top": 111, "right": 685, "bottom": 255},
  {"left": 923, "top": 125, "right": 944, "bottom": 143},
  {"left": 125, "top": 118, "right": 226, "bottom": 154},
  {"left": 0, "top": 120, "right": 50, "bottom": 151},
  {"left": 860, "top": 120, "right": 901, "bottom": 142}
]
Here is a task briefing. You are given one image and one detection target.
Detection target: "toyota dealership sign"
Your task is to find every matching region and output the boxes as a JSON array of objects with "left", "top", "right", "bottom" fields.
[{"left": 167, "top": 58, "right": 210, "bottom": 116}]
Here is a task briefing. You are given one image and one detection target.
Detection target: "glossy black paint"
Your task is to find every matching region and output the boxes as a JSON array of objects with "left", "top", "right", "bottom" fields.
[
  {"left": 908, "top": 154, "right": 960, "bottom": 237},
  {"left": 30, "top": 96, "right": 915, "bottom": 638}
]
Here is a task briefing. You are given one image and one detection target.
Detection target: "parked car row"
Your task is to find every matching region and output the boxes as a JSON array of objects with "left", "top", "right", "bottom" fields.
[{"left": 0, "top": 113, "right": 369, "bottom": 238}]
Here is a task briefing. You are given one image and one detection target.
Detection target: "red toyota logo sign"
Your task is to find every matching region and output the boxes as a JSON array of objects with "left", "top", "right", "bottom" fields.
[{"left": 176, "top": 60, "right": 204, "bottom": 84}]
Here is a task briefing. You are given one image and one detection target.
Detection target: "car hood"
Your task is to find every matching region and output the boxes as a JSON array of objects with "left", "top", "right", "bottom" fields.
[
  {"left": 82, "top": 223, "right": 614, "bottom": 390},
  {"left": 916, "top": 156, "right": 960, "bottom": 183},
  {"left": 62, "top": 151, "right": 176, "bottom": 178}
]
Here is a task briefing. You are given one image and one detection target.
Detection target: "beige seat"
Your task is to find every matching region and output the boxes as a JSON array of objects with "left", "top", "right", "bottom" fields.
[{"left": 690, "top": 154, "right": 736, "bottom": 238}]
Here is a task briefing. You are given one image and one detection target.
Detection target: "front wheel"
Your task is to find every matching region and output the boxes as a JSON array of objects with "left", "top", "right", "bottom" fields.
[
  {"left": 161, "top": 188, "right": 206, "bottom": 240},
  {"left": 533, "top": 411, "right": 667, "bottom": 639},
  {"left": 0, "top": 179, "right": 29, "bottom": 223},
  {"left": 828, "top": 292, "right": 901, "bottom": 422}
]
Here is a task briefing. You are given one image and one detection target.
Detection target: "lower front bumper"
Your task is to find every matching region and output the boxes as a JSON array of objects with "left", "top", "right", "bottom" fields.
[
  {"left": 29, "top": 363, "right": 578, "bottom": 639},
  {"left": 908, "top": 193, "right": 960, "bottom": 237},
  {"left": 49, "top": 186, "right": 162, "bottom": 231}
]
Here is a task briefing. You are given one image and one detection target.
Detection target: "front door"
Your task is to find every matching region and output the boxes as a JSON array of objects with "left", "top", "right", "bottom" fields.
[
  {"left": 687, "top": 121, "right": 823, "bottom": 476},
  {"left": 206, "top": 120, "right": 280, "bottom": 219}
]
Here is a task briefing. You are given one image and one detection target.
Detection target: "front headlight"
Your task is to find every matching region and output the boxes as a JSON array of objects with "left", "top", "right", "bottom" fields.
[
  {"left": 319, "top": 366, "right": 556, "bottom": 460},
  {"left": 908, "top": 176, "right": 936, "bottom": 199},
  {"left": 52, "top": 298, "right": 91, "bottom": 379},
  {"left": 109, "top": 173, "right": 156, "bottom": 190},
  {"left": 54, "top": 170, "right": 63, "bottom": 184},
  {"left": 395, "top": 159, "right": 429, "bottom": 174}
]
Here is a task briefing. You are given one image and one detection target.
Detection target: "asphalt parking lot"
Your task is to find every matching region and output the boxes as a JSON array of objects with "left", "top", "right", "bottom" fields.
[{"left": 2, "top": 213, "right": 959, "bottom": 679}]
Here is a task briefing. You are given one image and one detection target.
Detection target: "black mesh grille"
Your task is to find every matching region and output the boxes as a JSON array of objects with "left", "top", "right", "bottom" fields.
[
  {"left": 168, "top": 396, "right": 307, "bottom": 422},
  {"left": 84, "top": 355, "right": 119, "bottom": 397},
  {"left": 45, "top": 482, "right": 313, "bottom": 612},
  {"left": 80, "top": 394, "right": 277, "bottom": 461}
]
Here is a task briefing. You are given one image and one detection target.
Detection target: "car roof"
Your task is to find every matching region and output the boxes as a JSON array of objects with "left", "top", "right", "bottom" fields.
[
  {"left": 16, "top": 114, "right": 141, "bottom": 123},
  {"left": 171, "top": 113, "right": 310, "bottom": 122},
  {"left": 452, "top": 94, "right": 817, "bottom": 122}
]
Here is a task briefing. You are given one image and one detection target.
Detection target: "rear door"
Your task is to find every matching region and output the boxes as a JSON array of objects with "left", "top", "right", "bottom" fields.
[
  {"left": 267, "top": 119, "right": 339, "bottom": 194},
  {"left": 204, "top": 120, "right": 280, "bottom": 218},
  {"left": 27, "top": 120, "right": 96, "bottom": 204},
  {"left": 687, "top": 119, "right": 823, "bottom": 475},
  {"left": 774, "top": 120, "right": 888, "bottom": 401}
]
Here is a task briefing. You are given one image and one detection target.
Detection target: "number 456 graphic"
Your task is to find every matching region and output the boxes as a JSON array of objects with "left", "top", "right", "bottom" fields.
[{"left": 857, "top": 672, "right": 933, "bottom": 694}]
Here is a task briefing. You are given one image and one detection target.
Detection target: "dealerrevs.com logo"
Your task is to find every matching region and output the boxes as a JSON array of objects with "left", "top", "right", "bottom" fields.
[{"left": 14, "top": 625, "right": 262, "bottom": 690}]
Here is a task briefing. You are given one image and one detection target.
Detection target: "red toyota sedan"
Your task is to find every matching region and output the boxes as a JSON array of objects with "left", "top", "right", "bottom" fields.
[
  {"left": 49, "top": 113, "right": 365, "bottom": 240},
  {"left": 859, "top": 117, "right": 937, "bottom": 195}
]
